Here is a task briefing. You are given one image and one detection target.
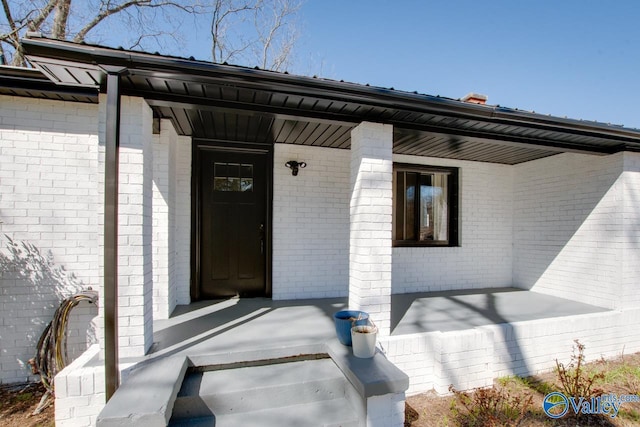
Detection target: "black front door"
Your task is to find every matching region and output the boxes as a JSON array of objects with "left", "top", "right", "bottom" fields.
[{"left": 199, "top": 149, "right": 267, "bottom": 298}]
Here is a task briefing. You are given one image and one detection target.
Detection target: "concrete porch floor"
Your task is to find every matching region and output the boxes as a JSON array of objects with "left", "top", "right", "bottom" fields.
[{"left": 151, "top": 287, "right": 609, "bottom": 358}]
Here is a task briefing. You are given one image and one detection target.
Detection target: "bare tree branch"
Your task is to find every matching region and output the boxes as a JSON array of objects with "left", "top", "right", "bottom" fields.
[
  {"left": 1, "top": 0, "right": 18, "bottom": 38},
  {"left": 52, "top": 0, "right": 71, "bottom": 39},
  {"left": 72, "top": 0, "right": 200, "bottom": 43},
  {"left": 1, "top": 0, "right": 58, "bottom": 65},
  {"left": 0, "top": 39, "right": 6, "bottom": 65},
  {"left": 209, "top": 0, "right": 301, "bottom": 70},
  {"left": 27, "top": 0, "right": 60, "bottom": 31},
  {"left": 210, "top": 0, "right": 257, "bottom": 63},
  {"left": 1, "top": 0, "right": 304, "bottom": 71},
  {"left": 73, "top": 0, "right": 149, "bottom": 42},
  {"left": 254, "top": 0, "right": 300, "bottom": 71}
]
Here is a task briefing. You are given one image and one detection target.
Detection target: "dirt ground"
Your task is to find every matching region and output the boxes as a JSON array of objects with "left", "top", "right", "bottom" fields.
[
  {"left": 0, "top": 382, "right": 54, "bottom": 427},
  {"left": 405, "top": 353, "right": 640, "bottom": 426}
]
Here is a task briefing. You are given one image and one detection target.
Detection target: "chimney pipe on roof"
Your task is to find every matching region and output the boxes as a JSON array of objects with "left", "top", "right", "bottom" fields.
[{"left": 461, "top": 93, "right": 488, "bottom": 105}]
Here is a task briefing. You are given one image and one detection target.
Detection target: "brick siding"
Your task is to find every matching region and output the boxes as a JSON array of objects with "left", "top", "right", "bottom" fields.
[
  {"left": 392, "top": 155, "right": 514, "bottom": 293},
  {"left": 513, "top": 152, "right": 623, "bottom": 309},
  {"left": 0, "top": 95, "right": 100, "bottom": 383},
  {"left": 272, "top": 143, "right": 350, "bottom": 299}
]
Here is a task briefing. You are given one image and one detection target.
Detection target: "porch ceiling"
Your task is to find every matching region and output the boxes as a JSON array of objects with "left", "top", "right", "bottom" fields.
[{"left": 16, "top": 35, "right": 640, "bottom": 165}]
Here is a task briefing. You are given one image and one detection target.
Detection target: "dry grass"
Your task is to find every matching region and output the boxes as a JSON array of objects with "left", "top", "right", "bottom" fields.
[{"left": 406, "top": 352, "right": 640, "bottom": 427}]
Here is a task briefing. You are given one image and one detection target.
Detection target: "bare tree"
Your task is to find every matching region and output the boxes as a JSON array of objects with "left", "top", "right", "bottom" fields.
[
  {"left": 1, "top": 0, "right": 58, "bottom": 66},
  {"left": 1, "top": 0, "right": 303, "bottom": 72},
  {"left": 0, "top": 0, "right": 204, "bottom": 67},
  {"left": 210, "top": 0, "right": 301, "bottom": 71},
  {"left": 211, "top": 0, "right": 256, "bottom": 64}
]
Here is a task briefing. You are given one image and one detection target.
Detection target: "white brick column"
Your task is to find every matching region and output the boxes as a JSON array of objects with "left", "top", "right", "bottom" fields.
[
  {"left": 152, "top": 119, "right": 176, "bottom": 320},
  {"left": 99, "top": 95, "right": 154, "bottom": 358},
  {"left": 119, "top": 96, "right": 154, "bottom": 357},
  {"left": 151, "top": 120, "right": 192, "bottom": 317},
  {"left": 349, "top": 122, "right": 393, "bottom": 335}
]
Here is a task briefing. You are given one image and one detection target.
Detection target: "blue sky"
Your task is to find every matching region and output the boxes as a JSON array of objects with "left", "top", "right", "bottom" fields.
[
  {"left": 129, "top": 1, "right": 640, "bottom": 130},
  {"left": 289, "top": 0, "right": 640, "bottom": 129}
]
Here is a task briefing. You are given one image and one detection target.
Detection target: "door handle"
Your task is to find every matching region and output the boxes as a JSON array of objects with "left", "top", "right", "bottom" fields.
[{"left": 259, "top": 223, "right": 265, "bottom": 254}]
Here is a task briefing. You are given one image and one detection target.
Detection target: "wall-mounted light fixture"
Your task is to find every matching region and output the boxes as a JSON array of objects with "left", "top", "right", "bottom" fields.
[{"left": 285, "top": 160, "right": 306, "bottom": 176}]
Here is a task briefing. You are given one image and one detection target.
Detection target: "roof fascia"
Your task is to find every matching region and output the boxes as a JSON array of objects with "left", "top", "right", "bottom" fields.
[{"left": 20, "top": 37, "right": 640, "bottom": 146}]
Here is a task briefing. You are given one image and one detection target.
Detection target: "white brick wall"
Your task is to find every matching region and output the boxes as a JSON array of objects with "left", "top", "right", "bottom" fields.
[
  {"left": 513, "top": 152, "right": 623, "bottom": 309},
  {"left": 392, "top": 155, "right": 514, "bottom": 293},
  {"left": 0, "top": 95, "right": 99, "bottom": 383},
  {"left": 272, "top": 143, "right": 350, "bottom": 299},
  {"left": 622, "top": 152, "right": 640, "bottom": 309}
]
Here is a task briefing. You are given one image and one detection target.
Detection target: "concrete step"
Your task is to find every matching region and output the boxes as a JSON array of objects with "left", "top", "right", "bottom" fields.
[
  {"left": 169, "top": 358, "right": 360, "bottom": 426},
  {"left": 170, "top": 397, "right": 359, "bottom": 427}
]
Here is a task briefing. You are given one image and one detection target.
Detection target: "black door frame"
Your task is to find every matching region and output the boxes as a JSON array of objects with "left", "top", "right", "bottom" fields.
[{"left": 191, "top": 139, "right": 273, "bottom": 300}]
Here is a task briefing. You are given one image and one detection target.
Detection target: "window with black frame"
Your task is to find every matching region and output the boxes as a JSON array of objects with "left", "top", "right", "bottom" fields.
[{"left": 393, "top": 164, "right": 459, "bottom": 247}]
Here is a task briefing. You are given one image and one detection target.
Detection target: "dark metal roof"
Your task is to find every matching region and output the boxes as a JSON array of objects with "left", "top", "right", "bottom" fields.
[
  {"left": 10, "top": 35, "right": 640, "bottom": 164},
  {"left": 0, "top": 65, "right": 97, "bottom": 103}
]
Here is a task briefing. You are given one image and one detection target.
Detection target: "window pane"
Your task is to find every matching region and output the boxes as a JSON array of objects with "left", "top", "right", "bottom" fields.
[
  {"left": 419, "top": 174, "right": 433, "bottom": 241},
  {"left": 214, "top": 162, "right": 227, "bottom": 178},
  {"left": 405, "top": 172, "right": 416, "bottom": 240},
  {"left": 214, "top": 177, "right": 229, "bottom": 191},
  {"left": 240, "top": 164, "right": 253, "bottom": 192},
  {"left": 240, "top": 178, "right": 253, "bottom": 192},
  {"left": 429, "top": 173, "right": 449, "bottom": 242},
  {"left": 241, "top": 164, "right": 253, "bottom": 178},
  {"left": 228, "top": 177, "right": 240, "bottom": 191}
]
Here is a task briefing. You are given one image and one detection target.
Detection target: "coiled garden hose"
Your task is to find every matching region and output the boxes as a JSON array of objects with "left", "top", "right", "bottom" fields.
[{"left": 32, "top": 290, "right": 98, "bottom": 396}]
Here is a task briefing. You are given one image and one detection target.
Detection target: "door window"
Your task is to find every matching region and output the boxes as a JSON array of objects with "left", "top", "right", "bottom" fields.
[{"left": 213, "top": 162, "right": 254, "bottom": 192}]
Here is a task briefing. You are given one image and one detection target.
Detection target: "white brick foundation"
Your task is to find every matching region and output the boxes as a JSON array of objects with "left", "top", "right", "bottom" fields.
[
  {"left": 366, "top": 392, "right": 406, "bottom": 427},
  {"left": 382, "top": 308, "right": 640, "bottom": 395},
  {"left": 55, "top": 345, "right": 104, "bottom": 427}
]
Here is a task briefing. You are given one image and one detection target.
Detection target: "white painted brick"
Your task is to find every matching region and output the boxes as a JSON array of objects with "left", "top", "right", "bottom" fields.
[
  {"left": 97, "top": 95, "right": 155, "bottom": 357},
  {"left": 366, "top": 392, "right": 405, "bottom": 427},
  {"left": 151, "top": 120, "right": 191, "bottom": 319},
  {"left": 272, "top": 144, "right": 350, "bottom": 300},
  {"left": 0, "top": 95, "right": 100, "bottom": 384},
  {"left": 350, "top": 122, "right": 394, "bottom": 335},
  {"left": 392, "top": 154, "right": 514, "bottom": 293},
  {"left": 513, "top": 152, "right": 623, "bottom": 308}
]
